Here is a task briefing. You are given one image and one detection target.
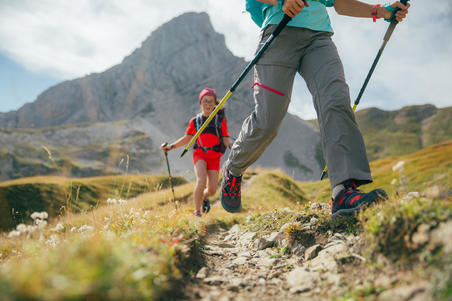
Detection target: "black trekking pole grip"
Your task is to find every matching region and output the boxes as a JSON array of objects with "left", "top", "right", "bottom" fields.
[
  {"left": 384, "top": 0, "right": 410, "bottom": 41},
  {"left": 393, "top": 0, "right": 410, "bottom": 24},
  {"left": 161, "top": 142, "right": 172, "bottom": 174},
  {"left": 273, "top": 14, "right": 292, "bottom": 37}
]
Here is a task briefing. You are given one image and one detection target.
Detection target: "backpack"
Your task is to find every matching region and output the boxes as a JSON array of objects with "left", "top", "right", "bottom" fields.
[{"left": 193, "top": 109, "right": 227, "bottom": 154}]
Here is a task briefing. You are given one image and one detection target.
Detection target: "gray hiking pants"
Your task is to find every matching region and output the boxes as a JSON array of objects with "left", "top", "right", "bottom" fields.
[{"left": 225, "top": 25, "right": 372, "bottom": 188}]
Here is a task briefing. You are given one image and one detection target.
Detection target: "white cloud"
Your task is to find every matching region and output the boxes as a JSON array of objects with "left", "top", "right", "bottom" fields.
[{"left": 0, "top": 0, "right": 451, "bottom": 119}]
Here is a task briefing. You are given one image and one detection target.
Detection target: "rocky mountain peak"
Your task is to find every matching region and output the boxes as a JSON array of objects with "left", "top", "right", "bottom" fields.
[{"left": 0, "top": 12, "right": 323, "bottom": 181}]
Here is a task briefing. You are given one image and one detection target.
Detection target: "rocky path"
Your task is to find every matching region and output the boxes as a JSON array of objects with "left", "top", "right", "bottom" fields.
[
  {"left": 184, "top": 212, "right": 362, "bottom": 300},
  {"left": 183, "top": 204, "right": 437, "bottom": 300}
]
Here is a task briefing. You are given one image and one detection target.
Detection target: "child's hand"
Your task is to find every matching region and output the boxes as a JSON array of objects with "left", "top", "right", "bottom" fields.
[
  {"left": 380, "top": 1, "right": 410, "bottom": 22},
  {"left": 283, "top": 0, "right": 309, "bottom": 18},
  {"left": 161, "top": 143, "right": 175, "bottom": 153},
  {"left": 223, "top": 137, "right": 233, "bottom": 149}
]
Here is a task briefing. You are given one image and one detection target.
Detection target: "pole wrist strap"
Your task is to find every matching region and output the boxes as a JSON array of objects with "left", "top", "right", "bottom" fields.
[
  {"left": 372, "top": 4, "right": 381, "bottom": 22},
  {"left": 383, "top": 3, "right": 397, "bottom": 22}
]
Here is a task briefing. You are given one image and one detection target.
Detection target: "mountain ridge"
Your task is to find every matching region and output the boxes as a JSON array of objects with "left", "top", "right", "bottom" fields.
[{"left": 308, "top": 104, "right": 452, "bottom": 161}]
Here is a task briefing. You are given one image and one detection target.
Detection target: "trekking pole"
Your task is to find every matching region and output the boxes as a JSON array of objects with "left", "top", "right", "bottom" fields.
[
  {"left": 320, "top": 0, "right": 410, "bottom": 180},
  {"left": 161, "top": 142, "right": 178, "bottom": 209},
  {"left": 181, "top": 13, "right": 293, "bottom": 158}
]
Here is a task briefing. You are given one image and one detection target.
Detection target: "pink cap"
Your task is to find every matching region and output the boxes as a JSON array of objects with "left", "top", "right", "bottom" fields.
[{"left": 198, "top": 88, "right": 217, "bottom": 104}]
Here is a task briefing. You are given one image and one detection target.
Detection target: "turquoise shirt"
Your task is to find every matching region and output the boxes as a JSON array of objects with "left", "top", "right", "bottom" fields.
[{"left": 246, "top": 0, "right": 334, "bottom": 33}]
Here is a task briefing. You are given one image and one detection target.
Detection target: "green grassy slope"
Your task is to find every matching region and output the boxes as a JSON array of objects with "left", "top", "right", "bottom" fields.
[
  {"left": 308, "top": 105, "right": 452, "bottom": 161},
  {"left": 0, "top": 175, "right": 186, "bottom": 231},
  {"left": 298, "top": 140, "right": 452, "bottom": 202}
]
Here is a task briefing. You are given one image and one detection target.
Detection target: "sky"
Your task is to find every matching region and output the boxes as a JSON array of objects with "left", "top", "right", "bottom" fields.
[{"left": 0, "top": 0, "right": 451, "bottom": 119}]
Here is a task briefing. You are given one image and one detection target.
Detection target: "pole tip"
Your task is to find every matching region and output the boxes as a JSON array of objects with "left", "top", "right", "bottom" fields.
[
  {"left": 320, "top": 170, "right": 327, "bottom": 181},
  {"left": 180, "top": 149, "right": 187, "bottom": 158}
]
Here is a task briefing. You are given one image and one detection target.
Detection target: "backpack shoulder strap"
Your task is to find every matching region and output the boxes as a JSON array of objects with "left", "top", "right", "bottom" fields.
[{"left": 194, "top": 113, "right": 203, "bottom": 131}]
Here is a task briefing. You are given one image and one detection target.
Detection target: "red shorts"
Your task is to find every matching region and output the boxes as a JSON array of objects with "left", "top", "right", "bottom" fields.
[{"left": 193, "top": 153, "right": 221, "bottom": 171}]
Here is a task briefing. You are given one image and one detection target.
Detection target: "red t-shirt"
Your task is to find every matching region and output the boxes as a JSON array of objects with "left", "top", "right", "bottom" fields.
[{"left": 185, "top": 115, "right": 230, "bottom": 159}]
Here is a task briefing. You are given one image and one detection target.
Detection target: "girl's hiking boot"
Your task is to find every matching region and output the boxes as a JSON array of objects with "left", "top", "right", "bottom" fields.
[
  {"left": 220, "top": 169, "right": 242, "bottom": 213},
  {"left": 194, "top": 210, "right": 202, "bottom": 217},
  {"left": 202, "top": 198, "right": 211, "bottom": 214},
  {"left": 331, "top": 181, "right": 388, "bottom": 219}
]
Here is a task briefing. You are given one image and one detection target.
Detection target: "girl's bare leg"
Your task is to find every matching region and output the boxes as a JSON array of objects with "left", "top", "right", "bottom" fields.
[{"left": 194, "top": 160, "right": 208, "bottom": 212}]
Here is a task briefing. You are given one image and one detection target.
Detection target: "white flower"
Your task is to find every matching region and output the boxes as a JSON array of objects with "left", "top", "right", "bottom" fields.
[
  {"left": 31, "top": 211, "right": 48, "bottom": 220},
  {"left": 107, "top": 198, "right": 117, "bottom": 205},
  {"left": 37, "top": 220, "right": 47, "bottom": 229},
  {"left": 392, "top": 161, "right": 405, "bottom": 172},
  {"left": 27, "top": 225, "right": 37, "bottom": 233},
  {"left": 8, "top": 230, "right": 21, "bottom": 238},
  {"left": 16, "top": 224, "right": 27, "bottom": 233},
  {"left": 70, "top": 227, "right": 77, "bottom": 232},
  {"left": 118, "top": 199, "right": 127, "bottom": 204},
  {"left": 405, "top": 191, "right": 420, "bottom": 200},
  {"left": 168, "top": 210, "right": 176, "bottom": 218},
  {"left": 390, "top": 178, "right": 397, "bottom": 185},
  {"left": 45, "top": 234, "right": 60, "bottom": 247},
  {"left": 50, "top": 223, "right": 64, "bottom": 232},
  {"left": 78, "top": 225, "right": 94, "bottom": 233}
]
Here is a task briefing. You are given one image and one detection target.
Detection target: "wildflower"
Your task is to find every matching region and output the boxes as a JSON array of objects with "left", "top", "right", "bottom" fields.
[
  {"left": 16, "top": 224, "right": 27, "bottom": 233},
  {"left": 390, "top": 178, "right": 397, "bottom": 185},
  {"left": 118, "top": 199, "right": 127, "bottom": 204},
  {"left": 107, "top": 198, "right": 117, "bottom": 205},
  {"left": 8, "top": 230, "right": 21, "bottom": 238},
  {"left": 78, "top": 225, "right": 94, "bottom": 233},
  {"left": 168, "top": 209, "right": 176, "bottom": 218},
  {"left": 392, "top": 161, "right": 405, "bottom": 172},
  {"left": 36, "top": 220, "right": 48, "bottom": 229},
  {"left": 50, "top": 223, "right": 64, "bottom": 232},
  {"left": 31, "top": 211, "right": 48, "bottom": 221},
  {"left": 45, "top": 234, "right": 59, "bottom": 247},
  {"left": 405, "top": 191, "right": 420, "bottom": 200},
  {"left": 70, "top": 227, "right": 77, "bottom": 232}
]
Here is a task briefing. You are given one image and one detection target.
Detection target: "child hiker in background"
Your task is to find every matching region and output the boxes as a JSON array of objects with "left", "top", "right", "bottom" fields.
[
  {"left": 162, "top": 88, "right": 232, "bottom": 217},
  {"left": 220, "top": 0, "right": 409, "bottom": 218}
]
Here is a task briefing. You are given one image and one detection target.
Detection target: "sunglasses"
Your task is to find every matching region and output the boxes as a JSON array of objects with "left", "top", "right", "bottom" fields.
[{"left": 201, "top": 99, "right": 216, "bottom": 105}]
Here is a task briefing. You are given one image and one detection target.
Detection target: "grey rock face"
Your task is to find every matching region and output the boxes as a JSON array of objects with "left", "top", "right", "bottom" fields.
[{"left": 0, "top": 12, "right": 321, "bottom": 181}]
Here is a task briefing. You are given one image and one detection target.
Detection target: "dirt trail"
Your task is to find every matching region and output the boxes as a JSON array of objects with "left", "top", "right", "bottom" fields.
[
  {"left": 183, "top": 207, "right": 356, "bottom": 301},
  {"left": 182, "top": 203, "right": 435, "bottom": 301}
]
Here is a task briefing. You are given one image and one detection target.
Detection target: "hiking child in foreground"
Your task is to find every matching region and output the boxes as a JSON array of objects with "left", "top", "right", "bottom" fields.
[
  {"left": 162, "top": 88, "right": 232, "bottom": 217},
  {"left": 220, "top": 0, "right": 409, "bottom": 218}
]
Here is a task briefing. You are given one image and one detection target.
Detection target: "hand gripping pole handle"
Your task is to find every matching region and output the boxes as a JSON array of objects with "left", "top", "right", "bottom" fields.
[{"left": 384, "top": 0, "right": 410, "bottom": 42}]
